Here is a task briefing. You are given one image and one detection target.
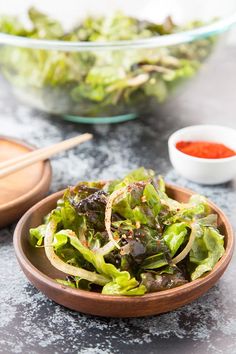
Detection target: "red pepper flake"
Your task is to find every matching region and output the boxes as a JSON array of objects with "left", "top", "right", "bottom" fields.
[{"left": 176, "top": 140, "right": 236, "bottom": 159}]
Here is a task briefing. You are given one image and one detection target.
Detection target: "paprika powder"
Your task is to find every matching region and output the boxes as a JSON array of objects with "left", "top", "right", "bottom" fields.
[{"left": 176, "top": 141, "right": 236, "bottom": 159}]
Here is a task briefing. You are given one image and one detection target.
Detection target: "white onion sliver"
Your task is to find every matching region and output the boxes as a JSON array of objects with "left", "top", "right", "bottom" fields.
[
  {"left": 172, "top": 223, "right": 197, "bottom": 264},
  {"left": 104, "top": 186, "right": 127, "bottom": 249},
  {"left": 95, "top": 240, "right": 115, "bottom": 256},
  {"left": 44, "top": 221, "right": 109, "bottom": 286}
]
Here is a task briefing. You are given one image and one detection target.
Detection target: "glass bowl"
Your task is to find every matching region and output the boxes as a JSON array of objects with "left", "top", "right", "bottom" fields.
[{"left": 0, "top": 0, "right": 236, "bottom": 124}]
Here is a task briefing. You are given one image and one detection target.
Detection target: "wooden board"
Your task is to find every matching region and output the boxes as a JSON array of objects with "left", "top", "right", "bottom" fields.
[{"left": 0, "top": 136, "right": 52, "bottom": 228}]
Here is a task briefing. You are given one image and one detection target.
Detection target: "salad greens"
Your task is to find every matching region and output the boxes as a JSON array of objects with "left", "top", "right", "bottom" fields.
[
  {"left": 0, "top": 8, "right": 216, "bottom": 117},
  {"left": 30, "top": 168, "right": 225, "bottom": 295}
]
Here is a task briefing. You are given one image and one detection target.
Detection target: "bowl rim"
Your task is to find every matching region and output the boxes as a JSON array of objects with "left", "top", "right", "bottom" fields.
[
  {"left": 1, "top": 13, "right": 236, "bottom": 51},
  {"left": 13, "top": 183, "right": 234, "bottom": 303},
  {"left": 0, "top": 135, "right": 52, "bottom": 211},
  {"left": 168, "top": 124, "right": 236, "bottom": 164}
]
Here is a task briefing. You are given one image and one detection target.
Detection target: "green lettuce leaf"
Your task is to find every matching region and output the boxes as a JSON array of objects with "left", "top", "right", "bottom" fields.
[
  {"left": 56, "top": 276, "right": 92, "bottom": 290},
  {"left": 112, "top": 180, "right": 161, "bottom": 228},
  {"left": 190, "top": 227, "right": 224, "bottom": 280},
  {"left": 163, "top": 194, "right": 211, "bottom": 225},
  {"left": 28, "top": 7, "right": 64, "bottom": 39},
  {"left": 141, "top": 252, "right": 169, "bottom": 269},
  {"left": 0, "top": 15, "right": 27, "bottom": 35},
  {"left": 55, "top": 230, "right": 146, "bottom": 295},
  {"left": 29, "top": 224, "right": 46, "bottom": 246},
  {"left": 56, "top": 278, "right": 76, "bottom": 288},
  {"left": 102, "top": 275, "right": 146, "bottom": 295},
  {"left": 52, "top": 233, "right": 68, "bottom": 250},
  {"left": 163, "top": 222, "right": 189, "bottom": 256},
  {"left": 110, "top": 167, "right": 155, "bottom": 192},
  {"left": 143, "top": 183, "right": 161, "bottom": 215}
]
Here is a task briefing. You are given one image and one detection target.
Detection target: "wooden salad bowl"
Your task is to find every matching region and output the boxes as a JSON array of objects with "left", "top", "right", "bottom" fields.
[{"left": 13, "top": 184, "right": 234, "bottom": 318}]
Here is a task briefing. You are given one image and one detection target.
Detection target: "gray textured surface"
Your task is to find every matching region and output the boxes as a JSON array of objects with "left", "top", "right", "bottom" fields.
[{"left": 0, "top": 45, "right": 236, "bottom": 354}]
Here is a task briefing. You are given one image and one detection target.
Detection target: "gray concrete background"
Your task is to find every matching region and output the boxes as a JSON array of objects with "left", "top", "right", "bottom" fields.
[{"left": 0, "top": 39, "right": 236, "bottom": 353}]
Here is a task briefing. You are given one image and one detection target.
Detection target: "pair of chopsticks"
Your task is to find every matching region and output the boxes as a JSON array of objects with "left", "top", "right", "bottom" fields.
[{"left": 0, "top": 133, "right": 93, "bottom": 179}]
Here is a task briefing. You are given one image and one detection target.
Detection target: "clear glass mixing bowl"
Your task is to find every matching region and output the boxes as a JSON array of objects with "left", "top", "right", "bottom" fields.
[{"left": 0, "top": 0, "right": 236, "bottom": 123}]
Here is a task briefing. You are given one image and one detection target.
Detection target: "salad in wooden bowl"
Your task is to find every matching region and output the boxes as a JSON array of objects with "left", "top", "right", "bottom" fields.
[{"left": 26, "top": 168, "right": 228, "bottom": 296}]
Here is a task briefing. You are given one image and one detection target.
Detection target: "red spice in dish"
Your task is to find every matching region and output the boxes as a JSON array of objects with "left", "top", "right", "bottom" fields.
[{"left": 176, "top": 141, "right": 236, "bottom": 159}]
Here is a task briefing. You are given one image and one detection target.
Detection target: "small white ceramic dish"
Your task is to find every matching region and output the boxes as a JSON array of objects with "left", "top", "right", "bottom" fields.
[{"left": 168, "top": 125, "right": 236, "bottom": 185}]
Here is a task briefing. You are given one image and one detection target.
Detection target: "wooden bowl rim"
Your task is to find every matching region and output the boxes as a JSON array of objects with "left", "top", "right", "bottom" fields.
[
  {"left": 14, "top": 183, "right": 234, "bottom": 303},
  {"left": 0, "top": 135, "right": 52, "bottom": 211}
]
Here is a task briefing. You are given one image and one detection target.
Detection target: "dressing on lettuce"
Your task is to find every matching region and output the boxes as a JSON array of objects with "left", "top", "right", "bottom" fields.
[{"left": 29, "top": 168, "right": 225, "bottom": 295}]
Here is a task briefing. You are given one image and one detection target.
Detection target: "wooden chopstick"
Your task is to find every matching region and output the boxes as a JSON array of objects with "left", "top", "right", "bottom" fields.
[{"left": 0, "top": 133, "right": 93, "bottom": 179}]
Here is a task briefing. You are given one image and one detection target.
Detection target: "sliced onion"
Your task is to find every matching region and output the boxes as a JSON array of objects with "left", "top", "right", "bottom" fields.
[
  {"left": 104, "top": 186, "right": 127, "bottom": 249},
  {"left": 44, "top": 220, "right": 109, "bottom": 286},
  {"left": 172, "top": 223, "right": 197, "bottom": 264},
  {"left": 95, "top": 240, "right": 115, "bottom": 256}
]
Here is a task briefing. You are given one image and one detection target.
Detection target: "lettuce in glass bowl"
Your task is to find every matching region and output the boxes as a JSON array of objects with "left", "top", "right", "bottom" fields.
[{"left": 0, "top": 0, "right": 236, "bottom": 123}]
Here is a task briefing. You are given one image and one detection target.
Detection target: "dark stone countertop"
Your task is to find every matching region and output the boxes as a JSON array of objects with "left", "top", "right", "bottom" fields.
[{"left": 0, "top": 44, "right": 236, "bottom": 354}]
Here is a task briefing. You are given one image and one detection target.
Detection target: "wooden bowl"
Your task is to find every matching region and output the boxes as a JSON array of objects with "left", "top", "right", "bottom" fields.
[
  {"left": 13, "top": 184, "right": 234, "bottom": 318},
  {"left": 0, "top": 136, "right": 52, "bottom": 228}
]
